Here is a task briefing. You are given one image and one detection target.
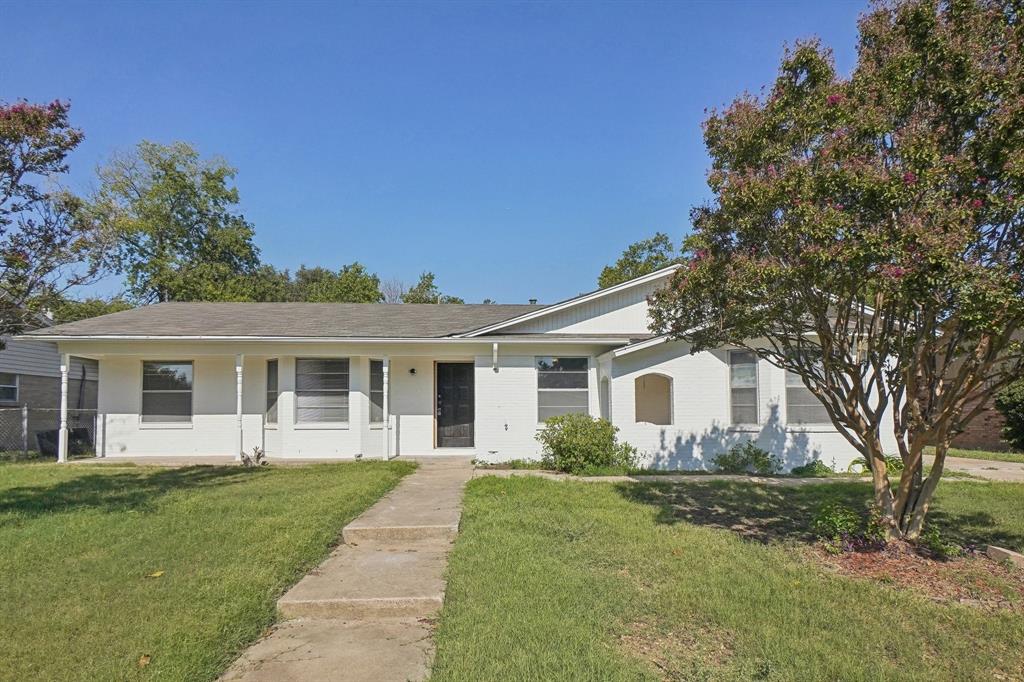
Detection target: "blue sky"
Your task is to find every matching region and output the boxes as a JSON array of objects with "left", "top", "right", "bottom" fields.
[{"left": 1, "top": 0, "right": 865, "bottom": 303}]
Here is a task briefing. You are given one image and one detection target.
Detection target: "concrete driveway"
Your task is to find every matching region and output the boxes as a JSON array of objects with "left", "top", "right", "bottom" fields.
[{"left": 928, "top": 455, "right": 1024, "bottom": 482}]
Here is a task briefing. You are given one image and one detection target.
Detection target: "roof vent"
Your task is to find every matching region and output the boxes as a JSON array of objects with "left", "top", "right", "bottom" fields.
[{"left": 528, "top": 298, "right": 537, "bottom": 305}]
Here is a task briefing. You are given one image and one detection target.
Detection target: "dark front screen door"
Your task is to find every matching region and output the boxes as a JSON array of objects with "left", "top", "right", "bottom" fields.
[{"left": 436, "top": 362, "right": 474, "bottom": 447}]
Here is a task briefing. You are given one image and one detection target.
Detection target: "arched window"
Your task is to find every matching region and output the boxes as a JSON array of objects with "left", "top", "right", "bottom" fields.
[{"left": 634, "top": 374, "right": 672, "bottom": 425}]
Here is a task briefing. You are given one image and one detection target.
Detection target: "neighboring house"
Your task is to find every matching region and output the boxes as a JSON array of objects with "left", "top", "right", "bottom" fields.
[
  {"left": 22, "top": 266, "right": 894, "bottom": 469},
  {"left": 952, "top": 398, "right": 1007, "bottom": 451},
  {"left": 0, "top": 311, "right": 98, "bottom": 452}
]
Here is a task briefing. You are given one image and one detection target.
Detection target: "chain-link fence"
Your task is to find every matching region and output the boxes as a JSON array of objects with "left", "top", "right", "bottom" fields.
[{"left": 0, "top": 408, "right": 97, "bottom": 461}]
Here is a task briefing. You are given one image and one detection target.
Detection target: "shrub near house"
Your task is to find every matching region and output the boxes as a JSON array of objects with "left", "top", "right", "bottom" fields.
[{"left": 536, "top": 414, "right": 637, "bottom": 475}]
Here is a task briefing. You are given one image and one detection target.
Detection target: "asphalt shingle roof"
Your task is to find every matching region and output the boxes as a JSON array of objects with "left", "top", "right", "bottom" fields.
[{"left": 26, "top": 302, "right": 547, "bottom": 339}]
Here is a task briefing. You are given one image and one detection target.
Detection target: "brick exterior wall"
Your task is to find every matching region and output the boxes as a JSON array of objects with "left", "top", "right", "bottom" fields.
[{"left": 951, "top": 392, "right": 1010, "bottom": 452}]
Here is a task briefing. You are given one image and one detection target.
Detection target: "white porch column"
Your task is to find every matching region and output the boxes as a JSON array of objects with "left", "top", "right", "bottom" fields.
[
  {"left": 235, "top": 354, "right": 244, "bottom": 461},
  {"left": 58, "top": 353, "right": 69, "bottom": 463},
  {"left": 381, "top": 357, "right": 390, "bottom": 460}
]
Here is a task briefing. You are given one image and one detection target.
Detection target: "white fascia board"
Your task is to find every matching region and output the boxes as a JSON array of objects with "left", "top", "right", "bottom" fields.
[
  {"left": 455, "top": 263, "right": 683, "bottom": 338},
  {"left": 16, "top": 334, "right": 637, "bottom": 345},
  {"left": 612, "top": 334, "right": 673, "bottom": 357}
]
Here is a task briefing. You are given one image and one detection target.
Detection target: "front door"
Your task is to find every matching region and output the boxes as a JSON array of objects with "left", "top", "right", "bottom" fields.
[{"left": 436, "top": 362, "right": 474, "bottom": 448}]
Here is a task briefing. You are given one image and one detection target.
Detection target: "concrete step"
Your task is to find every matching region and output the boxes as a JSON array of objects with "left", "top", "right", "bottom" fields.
[
  {"left": 220, "top": 617, "right": 433, "bottom": 682},
  {"left": 342, "top": 522, "right": 459, "bottom": 544},
  {"left": 278, "top": 541, "right": 450, "bottom": 620}
]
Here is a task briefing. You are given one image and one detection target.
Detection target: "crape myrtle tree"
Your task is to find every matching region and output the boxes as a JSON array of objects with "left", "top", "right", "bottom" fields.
[
  {"left": 0, "top": 100, "right": 109, "bottom": 335},
  {"left": 649, "top": 0, "right": 1024, "bottom": 539}
]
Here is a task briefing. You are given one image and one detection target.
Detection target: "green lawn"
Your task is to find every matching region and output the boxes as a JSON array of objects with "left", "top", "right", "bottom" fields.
[
  {"left": 432, "top": 477, "right": 1024, "bottom": 681},
  {"left": 0, "top": 461, "right": 413, "bottom": 681},
  {"left": 943, "top": 447, "right": 1024, "bottom": 464}
]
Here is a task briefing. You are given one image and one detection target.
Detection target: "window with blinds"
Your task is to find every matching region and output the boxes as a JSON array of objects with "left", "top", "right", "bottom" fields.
[
  {"left": 729, "top": 351, "right": 758, "bottom": 424},
  {"left": 295, "top": 358, "right": 349, "bottom": 423},
  {"left": 786, "top": 370, "right": 831, "bottom": 424}
]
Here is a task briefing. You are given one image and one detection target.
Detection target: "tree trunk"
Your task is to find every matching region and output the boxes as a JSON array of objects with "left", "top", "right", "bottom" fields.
[
  {"left": 865, "top": 438, "right": 897, "bottom": 536},
  {"left": 899, "top": 440, "right": 948, "bottom": 539}
]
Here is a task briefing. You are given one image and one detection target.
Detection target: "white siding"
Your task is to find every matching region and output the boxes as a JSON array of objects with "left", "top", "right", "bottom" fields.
[
  {"left": 0, "top": 337, "right": 98, "bottom": 380},
  {"left": 0, "top": 338, "right": 60, "bottom": 377},
  {"left": 502, "top": 281, "right": 660, "bottom": 335}
]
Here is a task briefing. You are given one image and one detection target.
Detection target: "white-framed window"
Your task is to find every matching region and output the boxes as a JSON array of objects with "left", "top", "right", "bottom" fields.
[
  {"left": 729, "top": 351, "right": 758, "bottom": 425},
  {"left": 266, "top": 359, "right": 278, "bottom": 424},
  {"left": 295, "top": 358, "right": 349, "bottom": 423},
  {"left": 537, "top": 357, "right": 589, "bottom": 422},
  {"left": 635, "top": 373, "right": 672, "bottom": 425},
  {"left": 141, "top": 361, "right": 193, "bottom": 423},
  {"left": 369, "top": 360, "right": 384, "bottom": 424},
  {"left": 0, "top": 372, "right": 18, "bottom": 403},
  {"left": 786, "top": 370, "right": 831, "bottom": 424}
]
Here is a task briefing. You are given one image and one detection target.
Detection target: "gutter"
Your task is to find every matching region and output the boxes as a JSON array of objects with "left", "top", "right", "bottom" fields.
[{"left": 15, "top": 334, "right": 636, "bottom": 345}]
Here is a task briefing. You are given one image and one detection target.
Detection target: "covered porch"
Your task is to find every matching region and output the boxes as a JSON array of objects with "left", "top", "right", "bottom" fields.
[{"left": 54, "top": 345, "right": 483, "bottom": 463}]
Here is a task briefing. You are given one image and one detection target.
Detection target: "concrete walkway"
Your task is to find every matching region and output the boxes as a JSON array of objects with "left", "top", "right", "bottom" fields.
[{"left": 221, "top": 457, "right": 474, "bottom": 682}]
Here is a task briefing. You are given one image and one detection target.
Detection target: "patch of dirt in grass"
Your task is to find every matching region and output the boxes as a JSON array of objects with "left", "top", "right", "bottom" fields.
[
  {"left": 818, "top": 541, "right": 1024, "bottom": 612},
  {"left": 618, "top": 619, "right": 735, "bottom": 680}
]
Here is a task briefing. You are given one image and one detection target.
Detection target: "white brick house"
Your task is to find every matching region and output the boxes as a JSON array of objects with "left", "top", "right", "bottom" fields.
[{"left": 22, "top": 266, "right": 893, "bottom": 470}]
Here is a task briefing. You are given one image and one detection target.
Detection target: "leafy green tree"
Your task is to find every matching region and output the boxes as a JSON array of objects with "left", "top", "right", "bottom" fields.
[
  {"left": 401, "top": 272, "right": 464, "bottom": 304},
  {"left": 294, "top": 263, "right": 383, "bottom": 303},
  {"left": 649, "top": 0, "right": 1024, "bottom": 539},
  {"left": 994, "top": 380, "right": 1024, "bottom": 452},
  {"left": 39, "top": 295, "right": 133, "bottom": 323},
  {"left": 89, "top": 141, "right": 260, "bottom": 303},
  {"left": 0, "top": 99, "right": 109, "bottom": 335},
  {"left": 598, "top": 232, "right": 679, "bottom": 288},
  {"left": 229, "top": 264, "right": 293, "bottom": 302}
]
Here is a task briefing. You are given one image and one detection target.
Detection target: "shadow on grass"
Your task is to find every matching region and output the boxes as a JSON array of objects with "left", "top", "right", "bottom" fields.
[
  {"left": 615, "top": 480, "right": 868, "bottom": 544},
  {"left": 0, "top": 466, "right": 260, "bottom": 521},
  {"left": 926, "top": 508, "right": 1024, "bottom": 551},
  {"left": 615, "top": 479, "right": 1024, "bottom": 550}
]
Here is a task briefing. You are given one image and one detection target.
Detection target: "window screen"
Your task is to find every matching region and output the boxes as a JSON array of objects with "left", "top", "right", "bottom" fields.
[
  {"left": 369, "top": 360, "right": 384, "bottom": 424},
  {"left": 0, "top": 373, "right": 17, "bottom": 403},
  {"left": 142, "top": 362, "right": 193, "bottom": 423},
  {"left": 266, "top": 359, "right": 278, "bottom": 424},
  {"left": 537, "top": 357, "right": 588, "bottom": 421}
]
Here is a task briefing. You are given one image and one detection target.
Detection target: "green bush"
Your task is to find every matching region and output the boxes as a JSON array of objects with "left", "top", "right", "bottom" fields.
[
  {"left": 790, "top": 459, "right": 834, "bottom": 477},
  {"left": 811, "top": 503, "right": 861, "bottom": 541},
  {"left": 918, "top": 526, "right": 965, "bottom": 560},
  {"left": 995, "top": 379, "right": 1024, "bottom": 451},
  {"left": 847, "top": 454, "right": 904, "bottom": 475},
  {"left": 536, "top": 414, "right": 637, "bottom": 475},
  {"left": 712, "top": 441, "right": 781, "bottom": 475},
  {"left": 812, "top": 503, "right": 891, "bottom": 554}
]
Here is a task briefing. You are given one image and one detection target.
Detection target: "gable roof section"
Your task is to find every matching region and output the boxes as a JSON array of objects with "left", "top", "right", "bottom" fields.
[
  {"left": 23, "top": 302, "right": 545, "bottom": 339},
  {"left": 455, "top": 263, "right": 682, "bottom": 337}
]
